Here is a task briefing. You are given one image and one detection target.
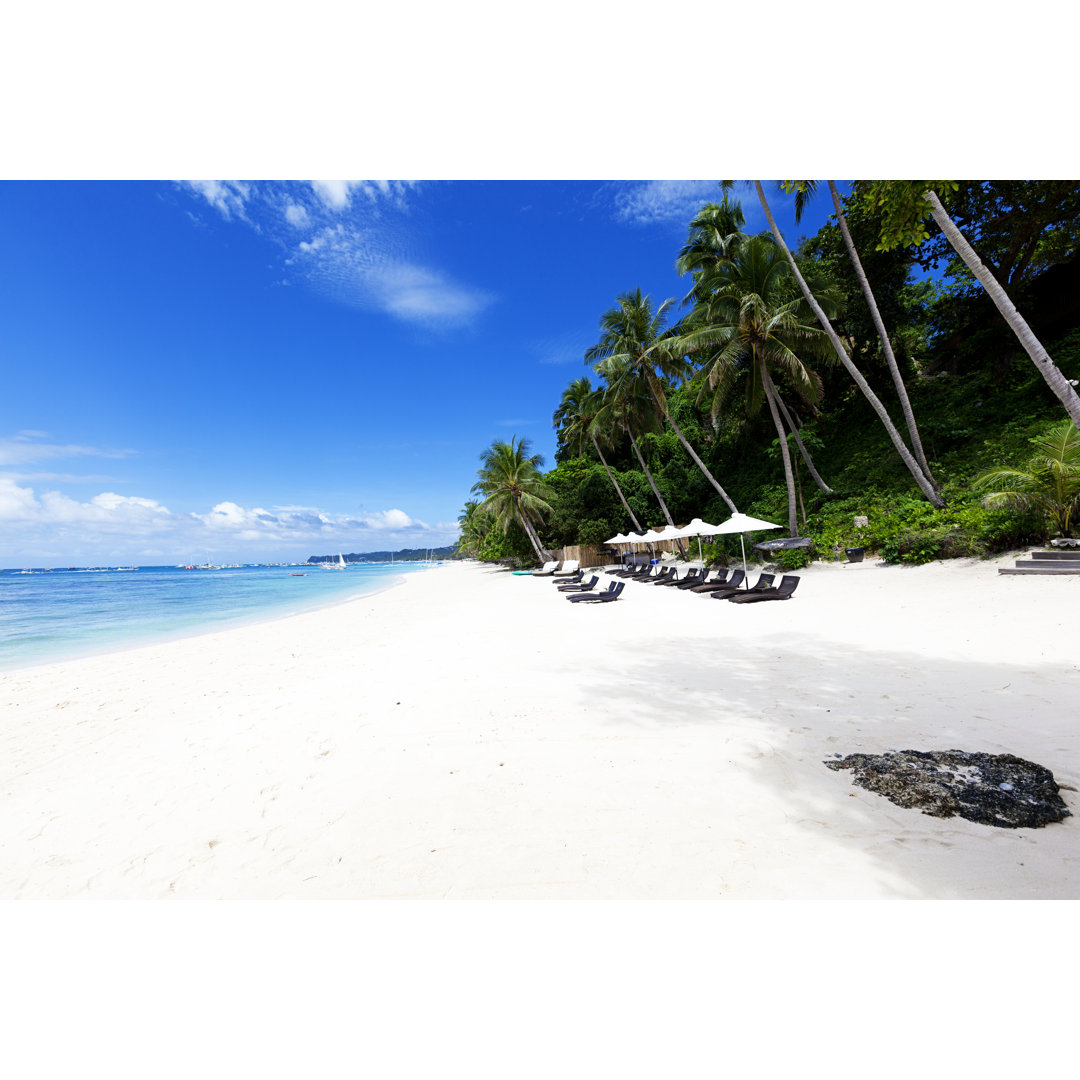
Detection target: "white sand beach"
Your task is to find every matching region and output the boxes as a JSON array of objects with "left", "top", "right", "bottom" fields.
[{"left": 1, "top": 556, "right": 1077, "bottom": 899}]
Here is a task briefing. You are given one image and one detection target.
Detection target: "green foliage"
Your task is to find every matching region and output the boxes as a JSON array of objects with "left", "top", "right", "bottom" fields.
[
  {"left": 973, "top": 420, "right": 1080, "bottom": 536},
  {"left": 776, "top": 547, "right": 812, "bottom": 570},
  {"left": 460, "top": 184, "right": 1080, "bottom": 566},
  {"left": 855, "top": 181, "right": 960, "bottom": 251}
]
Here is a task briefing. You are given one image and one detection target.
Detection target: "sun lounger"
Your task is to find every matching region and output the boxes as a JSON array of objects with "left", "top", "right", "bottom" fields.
[
  {"left": 551, "top": 560, "right": 581, "bottom": 577},
  {"left": 568, "top": 580, "right": 625, "bottom": 603},
  {"left": 557, "top": 574, "right": 599, "bottom": 592},
  {"left": 689, "top": 568, "right": 744, "bottom": 594},
  {"left": 659, "top": 567, "right": 702, "bottom": 588},
  {"left": 610, "top": 561, "right": 651, "bottom": 578},
  {"left": 674, "top": 567, "right": 712, "bottom": 589},
  {"left": 647, "top": 566, "right": 678, "bottom": 585},
  {"left": 531, "top": 560, "right": 560, "bottom": 576},
  {"left": 727, "top": 575, "right": 800, "bottom": 603},
  {"left": 553, "top": 569, "right": 584, "bottom": 585},
  {"left": 708, "top": 571, "right": 775, "bottom": 599}
]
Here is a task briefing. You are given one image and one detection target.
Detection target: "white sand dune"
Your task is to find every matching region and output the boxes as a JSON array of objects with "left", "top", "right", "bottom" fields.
[{"left": 1, "top": 556, "right": 1077, "bottom": 899}]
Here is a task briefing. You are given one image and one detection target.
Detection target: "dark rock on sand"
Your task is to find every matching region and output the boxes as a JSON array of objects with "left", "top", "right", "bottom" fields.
[{"left": 825, "top": 749, "right": 1071, "bottom": 829}]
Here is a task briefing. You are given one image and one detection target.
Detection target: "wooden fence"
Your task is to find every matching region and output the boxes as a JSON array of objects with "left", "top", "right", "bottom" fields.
[{"left": 555, "top": 539, "right": 686, "bottom": 568}]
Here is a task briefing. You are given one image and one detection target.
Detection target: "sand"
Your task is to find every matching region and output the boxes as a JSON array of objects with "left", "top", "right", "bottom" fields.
[{"left": 1, "top": 555, "right": 1077, "bottom": 899}]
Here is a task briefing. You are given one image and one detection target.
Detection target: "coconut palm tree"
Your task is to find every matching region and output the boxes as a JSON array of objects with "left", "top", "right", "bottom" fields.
[
  {"left": 785, "top": 180, "right": 940, "bottom": 493},
  {"left": 669, "top": 232, "right": 833, "bottom": 536},
  {"left": 471, "top": 437, "right": 555, "bottom": 562},
  {"left": 751, "top": 180, "right": 947, "bottom": 509},
  {"left": 674, "top": 201, "right": 834, "bottom": 498},
  {"left": 455, "top": 500, "right": 487, "bottom": 557},
  {"left": 593, "top": 356, "right": 684, "bottom": 548},
  {"left": 585, "top": 288, "right": 739, "bottom": 514},
  {"left": 676, "top": 195, "right": 747, "bottom": 304},
  {"left": 553, "top": 376, "right": 643, "bottom": 530},
  {"left": 974, "top": 420, "right": 1080, "bottom": 537}
]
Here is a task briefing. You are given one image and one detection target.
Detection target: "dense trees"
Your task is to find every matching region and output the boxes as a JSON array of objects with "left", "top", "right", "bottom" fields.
[{"left": 459, "top": 182, "right": 1080, "bottom": 565}]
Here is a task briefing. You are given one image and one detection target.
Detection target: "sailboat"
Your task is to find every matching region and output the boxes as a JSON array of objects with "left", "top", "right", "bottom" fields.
[{"left": 323, "top": 553, "right": 347, "bottom": 569}]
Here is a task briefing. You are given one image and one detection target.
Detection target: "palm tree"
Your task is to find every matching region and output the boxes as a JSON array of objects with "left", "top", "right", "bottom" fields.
[
  {"left": 593, "top": 356, "right": 683, "bottom": 544},
  {"left": 751, "top": 180, "right": 947, "bottom": 509},
  {"left": 456, "top": 500, "right": 490, "bottom": 558},
  {"left": 471, "top": 437, "right": 555, "bottom": 562},
  {"left": 585, "top": 288, "right": 739, "bottom": 514},
  {"left": 669, "top": 232, "right": 833, "bottom": 536},
  {"left": 676, "top": 196, "right": 747, "bottom": 304},
  {"left": 785, "top": 180, "right": 940, "bottom": 492},
  {"left": 553, "top": 377, "right": 643, "bottom": 530},
  {"left": 974, "top": 420, "right": 1080, "bottom": 537}
]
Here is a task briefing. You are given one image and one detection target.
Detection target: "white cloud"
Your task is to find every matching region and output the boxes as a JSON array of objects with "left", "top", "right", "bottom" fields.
[
  {"left": 366, "top": 263, "right": 494, "bottom": 326},
  {"left": 310, "top": 180, "right": 356, "bottom": 210},
  {"left": 181, "top": 180, "right": 252, "bottom": 220},
  {"left": 0, "top": 477, "right": 454, "bottom": 564},
  {"left": 361, "top": 508, "right": 416, "bottom": 530},
  {"left": 175, "top": 181, "right": 492, "bottom": 329},
  {"left": 613, "top": 180, "right": 724, "bottom": 225},
  {"left": 0, "top": 432, "right": 134, "bottom": 466},
  {"left": 284, "top": 203, "right": 309, "bottom": 227}
]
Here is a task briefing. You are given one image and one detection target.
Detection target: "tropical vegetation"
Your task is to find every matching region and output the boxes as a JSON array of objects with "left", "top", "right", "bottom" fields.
[{"left": 457, "top": 182, "right": 1080, "bottom": 567}]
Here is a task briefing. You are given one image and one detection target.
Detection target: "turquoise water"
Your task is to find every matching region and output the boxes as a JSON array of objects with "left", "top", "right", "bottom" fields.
[{"left": 0, "top": 562, "right": 431, "bottom": 672}]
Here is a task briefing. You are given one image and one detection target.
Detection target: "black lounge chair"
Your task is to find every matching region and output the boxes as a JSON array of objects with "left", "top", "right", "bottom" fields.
[
  {"left": 557, "top": 574, "right": 598, "bottom": 592},
  {"left": 648, "top": 566, "right": 678, "bottom": 585},
  {"left": 708, "top": 571, "right": 775, "bottom": 599},
  {"left": 553, "top": 569, "right": 584, "bottom": 586},
  {"left": 609, "top": 562, "right": 649, "bottom": 579},
  {"left": 681, "top": 567, "right": 729, "bottom": 591},
  {"left": 727, "top": 575, "right": 800, "bottom": 603},
  {"left": 690, "top": 568, "right": 745, "bottom": 594},
  {"left": 568, "top": 580, "right": 625, "bottom": 603},
  {"left": 674, "top": 567, "right": 713, "bottom": 589},
  {"left": 657, "top": 567, "right": 701, "bottom": 587}
]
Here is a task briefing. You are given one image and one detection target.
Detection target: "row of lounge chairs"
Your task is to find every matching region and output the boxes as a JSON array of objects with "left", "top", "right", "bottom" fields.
[
  {"left": 547, "top": 569, "right": 625, "bottom": 603},
  {"left": 535, "top": 559, "right": 800, "bottom": 605},
  {"left": 605, "top": 561, "right": 800, "bottom": 603}
]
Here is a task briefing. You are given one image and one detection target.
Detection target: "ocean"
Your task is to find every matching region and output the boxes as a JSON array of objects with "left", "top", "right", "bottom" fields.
[{"left": 0, "top": 562, "right": 431, "bottom": 672}]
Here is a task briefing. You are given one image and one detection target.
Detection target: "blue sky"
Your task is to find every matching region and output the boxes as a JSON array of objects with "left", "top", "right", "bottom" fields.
[{"left": 1, "top": 179, "right": 846, "bottom": 565}]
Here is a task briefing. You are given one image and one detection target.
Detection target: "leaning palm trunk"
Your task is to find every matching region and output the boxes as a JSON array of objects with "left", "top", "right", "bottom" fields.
[
  {"left": 643, "top": 370, "right": 739, "bottom": 513},
  {"left": 629, "top": 434, "right": 688, "bottom": 556},
  {"left": 760, "top": 362, "right": 800, "bottom": 536},
  {"left": 663, "top": 408, "right": 739, "bottom": 514},
  {"left": 592, "top": 432, "right": 642, "bottom": 529},
  {"left": 513, "top": 497, "right": 550, "bottom": 562},
  {"left": 923, "top": 188, "right": 1080, "bottom": 430},
  {"left": 774, "top": 392, "right": 832, "bottom": 494},
  {"left": 830, "top": 181, "right": 939, "bottom": 491},
  {"left": 754, "top": 181, "right": 946, "bottom": 509}
]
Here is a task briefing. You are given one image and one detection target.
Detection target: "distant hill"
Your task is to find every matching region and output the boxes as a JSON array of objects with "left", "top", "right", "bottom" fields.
[{"left": 307, "top": 546, "right": 461, "bottom": 565}]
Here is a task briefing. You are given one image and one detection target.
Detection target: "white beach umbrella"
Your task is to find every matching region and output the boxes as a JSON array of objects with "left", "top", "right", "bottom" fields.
[
  {"left": 633, "top": 527, "right": 667, "bottom": 563},
  {"left": 712, "top": 512, "right": 783, "bottom": 587},
  {"left": 669, "top": 517, "right": 722, "bottom": 564},
  {"left": 604, "top": 532, "right": 630, "bottom": 546}
]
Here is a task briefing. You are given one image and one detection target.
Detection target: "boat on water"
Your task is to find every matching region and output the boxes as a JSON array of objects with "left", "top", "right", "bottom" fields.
[{"left": 322, "top": 553, "right": 348, "bottom": 569}]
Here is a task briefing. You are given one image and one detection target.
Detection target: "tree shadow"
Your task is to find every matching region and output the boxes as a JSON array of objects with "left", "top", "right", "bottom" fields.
[{"left": 571, "top": 627, "right": 1079, "bottom": 898}]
